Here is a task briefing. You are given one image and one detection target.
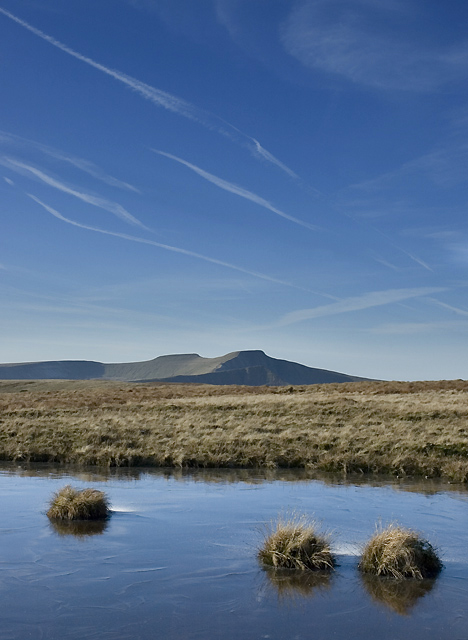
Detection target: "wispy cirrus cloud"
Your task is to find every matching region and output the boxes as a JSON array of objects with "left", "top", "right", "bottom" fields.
[
  {"left": 27, "top": 194, "right": 313, "bottom": 292},
  {"left": 332, "top": 197, "right": 434, "bottom": 272},
  {"left": 447, "top": 242, "right": 468, "bottom": 265},
  {"left": 276, "top": 286, "right": 446, "bottom": 327},
  {"left": 1, "top": 157, "right": 147, "bottom": 229},
  {"left": 152, "top": 149, "right": 318, "bottom": 231},
  {"left": 427, "top": 298, "right": 468, "bottom": 317},
  {"left": 350, "top": 144, "right": 468, "bottom": 194},
  {"left": 336, "top": 138, "right": 468, "bottom": 272},
  {"left": 0, "top": 7, "right": 298, "bottom": 180},
  {"left": 0, "top": 130, "right": 140, "bottom": 193},
  {"left": 281, "top": 0, "right": 468, "bottom": 92},
  {"left": 372, "top": 320, "right": 468, "bottom": 335},
  {"left": 4, "top": 293, "right": 181, "bottom": 325},
  {"left": 372, "top": 255, "right": 401, "bottom": 272}
]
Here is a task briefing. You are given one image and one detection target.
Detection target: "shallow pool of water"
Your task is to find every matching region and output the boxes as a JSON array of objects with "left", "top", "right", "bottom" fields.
[{"left": 0, "top": 465, "right": 467, "bottom": 639}]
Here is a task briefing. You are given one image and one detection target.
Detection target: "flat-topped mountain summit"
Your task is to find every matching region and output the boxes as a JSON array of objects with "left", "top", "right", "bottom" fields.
[{"left": 0, "top": 350, "right": 369, "bottom": 386}]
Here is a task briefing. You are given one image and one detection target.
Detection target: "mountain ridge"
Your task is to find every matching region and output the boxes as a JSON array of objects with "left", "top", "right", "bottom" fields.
[{"left": 0, "top": 350, "right": 370, "bottom": 385}]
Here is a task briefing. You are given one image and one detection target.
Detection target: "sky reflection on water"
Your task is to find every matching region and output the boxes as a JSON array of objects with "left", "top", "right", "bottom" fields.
[{"left": 0, "top": 464, "right": 466, "bottom": 639}]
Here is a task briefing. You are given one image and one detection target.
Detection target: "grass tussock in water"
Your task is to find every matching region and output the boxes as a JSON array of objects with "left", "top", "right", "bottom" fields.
[
  {"left": 0, "top": 380, "right": 467, "bottom": 481},
  {"left": 359, "top": 523, "right": 442, "bottom": 579},
  {"left": 47, "top": 485, "right": 110, "bottom": 520},
  {"left": 258, "top": 514, "right": 335, "bottom": 571}
]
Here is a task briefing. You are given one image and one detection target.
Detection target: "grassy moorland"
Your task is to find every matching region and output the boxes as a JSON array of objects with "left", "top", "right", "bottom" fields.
[{"left": 0, "top": 380, "right": 467, "bottom": 482}]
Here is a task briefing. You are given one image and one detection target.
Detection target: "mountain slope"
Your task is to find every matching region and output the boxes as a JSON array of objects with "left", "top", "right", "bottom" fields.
[{"left": 0, "top": 350, "right": 369, "bottom": 385}]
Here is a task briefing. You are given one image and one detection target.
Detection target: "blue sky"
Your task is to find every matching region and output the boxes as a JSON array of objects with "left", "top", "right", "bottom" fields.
[{"left": 0, "top": 0, "right": 467, "bottom": 380}]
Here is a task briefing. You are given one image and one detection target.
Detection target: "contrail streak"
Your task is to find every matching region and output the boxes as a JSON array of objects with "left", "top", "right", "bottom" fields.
[
  {"left": 277, "top": 287, "right": 447, "bottom": 326},
  {"left": 152, "top": 149, "right": 318, "bottom": 231},
  {"left": 3, "top": 157, "right": 147, "bottom": 229},
  {"left": 27, "top": 194, "right": 312, "bottom": 291},
  {"left": 0, "top": 8, "right": 435, "bottom": 277},
  {"left": 0, "top": 7, "right": 298, "bottom": 180},
  {"left": 0, "top": 130, "right": 140, "bottom": 192},
  {"left": 251, "top": 138, "right": 298, "bottom": 180}
]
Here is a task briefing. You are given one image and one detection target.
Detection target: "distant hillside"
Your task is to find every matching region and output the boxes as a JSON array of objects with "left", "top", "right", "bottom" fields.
[{"left": 0, "top": 350, "right": 369, "bottom": 386}]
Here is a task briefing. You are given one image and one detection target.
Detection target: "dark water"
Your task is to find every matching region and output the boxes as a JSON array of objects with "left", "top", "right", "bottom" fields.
[{"left": 0, "top": 465, "right": 467, "bottom": 639}]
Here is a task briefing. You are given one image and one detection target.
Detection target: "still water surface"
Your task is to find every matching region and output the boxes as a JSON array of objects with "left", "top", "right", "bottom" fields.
[{"left": 0, "top": 464, "right": 467, "bottom": 639}]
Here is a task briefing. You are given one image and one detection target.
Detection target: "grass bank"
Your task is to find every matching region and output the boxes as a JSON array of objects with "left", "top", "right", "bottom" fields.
[{"left": 0, "top": 380, "right": 467, "bottom": 482}]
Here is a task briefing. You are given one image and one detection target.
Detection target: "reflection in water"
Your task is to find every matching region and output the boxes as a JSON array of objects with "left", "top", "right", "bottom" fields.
[
  {"left": 263, "top": 568, "right": 332, "bottom": 603},
  {"left": 0, "top": 462, "right": 465, "bottom": 640},
  {"left": 49, "top": 518, "right": 109, "bottom": 538},
  {"left": 361, "top": 573, "right": 437, "bottom": 616},
  {"left": 1, "top": 462, "right": 466, "bottom": 496},
  {"left": 1, "top": 463, "right": 143, "bottom": 482}
]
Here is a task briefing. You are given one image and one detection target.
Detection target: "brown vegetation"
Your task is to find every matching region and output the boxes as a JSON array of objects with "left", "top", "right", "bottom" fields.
[
  {"left": 0, "top": 380, "right": 467, "bottom": 481},
  {"left": 358, "top": 524, "right": 442, "bottom": 579},
  {"left": 258, "top": 514, "right": 334, "bottom": 571},
  {"left": 47, "top": 485, "right": 109, "bottom": 520}
]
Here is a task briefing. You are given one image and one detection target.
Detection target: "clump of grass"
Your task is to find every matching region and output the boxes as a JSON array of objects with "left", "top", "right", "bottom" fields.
[
  {"left": 47, "top": 485, "right": 110, "bottom": 521},
  {"left": 359, "top": 523, "right": 442, "bottom": 579},
  {"left": 258, "top": 514, "right": 335, "bottom": 571}
]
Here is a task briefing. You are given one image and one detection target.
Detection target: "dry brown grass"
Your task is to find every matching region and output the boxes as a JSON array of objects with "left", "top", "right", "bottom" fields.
[
  {"left": 47, "top": 485, "right": 110, "bottom": 520},
  {"left": 0, "top": 380, "right": 467, "bottom": 481},
  {"left": 358, "top": 523, "right": 442, "bottom": 579},
  {"left": 258, "top": 514, "right": 334, "bottom": 571}
]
